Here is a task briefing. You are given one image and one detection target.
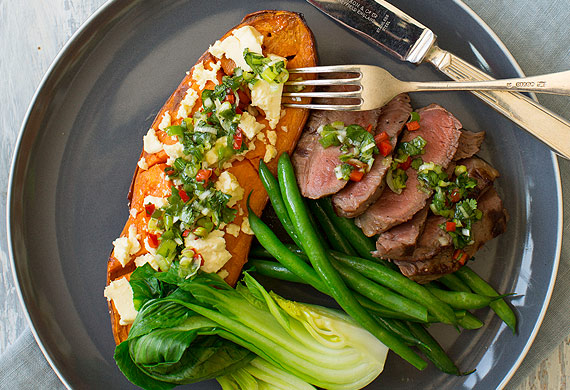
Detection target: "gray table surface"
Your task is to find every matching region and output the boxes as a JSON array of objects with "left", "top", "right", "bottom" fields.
[{"left": 1, "top": 0, "right": 568, "bottom": 389}]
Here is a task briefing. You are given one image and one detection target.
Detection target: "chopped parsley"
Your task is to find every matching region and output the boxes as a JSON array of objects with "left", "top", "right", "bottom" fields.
[
  {"left": 317, "top": 122, "right": 378, "bottom": 181},
  {"left": 417, "top": 163, "right": 481, "bottom": 249},
  {"left": 386, "top": 136, "right": 427, "bottom": 194}
]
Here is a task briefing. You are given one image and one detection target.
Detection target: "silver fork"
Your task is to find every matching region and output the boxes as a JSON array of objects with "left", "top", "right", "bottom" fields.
[{"left": 283, "top": 65, "right": 570, "bottom": 111}]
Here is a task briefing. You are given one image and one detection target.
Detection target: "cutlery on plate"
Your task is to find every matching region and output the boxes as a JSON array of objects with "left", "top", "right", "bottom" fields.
[
  {"left": 307, "top": 0, "right": 570, "bottom": 159},
  {"left": 284, "top": 65, "right": 570, "bottom": 111}
]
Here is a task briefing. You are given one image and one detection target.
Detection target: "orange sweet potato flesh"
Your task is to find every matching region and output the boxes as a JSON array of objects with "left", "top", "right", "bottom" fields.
[{"left": 106, "top": 10, "right": 317, "bottom": 345}]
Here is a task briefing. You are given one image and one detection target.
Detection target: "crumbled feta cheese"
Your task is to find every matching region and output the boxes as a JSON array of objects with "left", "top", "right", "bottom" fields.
[
  {"left": 239, "top": 111, "right": 265, "bottom": 140},
  {"left": 263, "top": 144, "right": 278, "bottom": 163},
  {"left": 143, "top": 195, "right": 168, "bottom": 209},
  {"left": 112, "top": 224, "right": 141, "bottom": 267},
  {"left": 280, "top": 109, "right": 287, "bottom": 119},
  {"left": 251, "top": 78, "right": 284, "bottom": 129},
  {"left": 267, "top": 130, "right": 277, "bottom": 146},
  {"left": 158, "top": 111, "right": 171, "bottom": 131},
  {"left": 163, "top": 142, "right": 185, "bottom": 166},
  {"left": 215, "top": 171, "right": 244, "bottom": 207},
  {"left": 129, "top": 208, "right": 137, "bottom": 218},
  {"left": 225, "top": 223, "right": 240, "bottom": 237},
  {"left": 137, "top": 157, "right": 149, "bottom": 170},
  {"left": 246, "top": 140, "right": 256, "bottom": 152},
  {"left": 238, "top": 205, "right": 244, "bottom": 216},
  {"left": 104, "top": 277, "right": 138, "bottom": 325},
  {"left": 144, "top": 236, "right": 158, "bottom": 254},
  {"left": 241, "top": 216, "right": 254, "bottom": 235},
  {"left": 184, "top": 230, "right": 232, "bottom": 273},
  {"left": 281, "top": 125, "right": 288, "bottom": 133},
  {"left": 222, "top": 160, "right": 233, "bottom": 170},
  {"left": 256, "top": 132, "right": 266, "bottom": 142},
  {"left": 134, "top": 253, "right": 160, "bottom": 271},
  {"left": 177, "top": 88, "right": 199, "bottom": 119},
  {"left": 192, "top": 61, "right": 221, "bottom": 90},
  {"left": 208, "top": 26, "right": 264, "bottom": 71},
  {"left": 143, "top": 128, "right": 163, "bottom": 154},
  {"left": 204, "top": 136, "right": 227, "bottom": 167}
]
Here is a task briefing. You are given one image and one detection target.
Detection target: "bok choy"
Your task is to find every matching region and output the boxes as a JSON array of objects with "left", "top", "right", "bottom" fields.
[{"left": 115, "top": 263, "right": 388, "bottom": 389}]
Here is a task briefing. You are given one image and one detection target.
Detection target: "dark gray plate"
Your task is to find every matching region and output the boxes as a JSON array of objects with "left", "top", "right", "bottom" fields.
[{"left": 7, "top": 0, "right": 562, "bottom": 389}]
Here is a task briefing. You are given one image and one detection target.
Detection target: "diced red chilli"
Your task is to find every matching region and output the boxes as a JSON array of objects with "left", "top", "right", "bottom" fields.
[
  {"left": 178, "top": 189, "right": 190, "bottom": 203},
  {"left": 144, "top": 203, "right": 155, "bottom": 216}
]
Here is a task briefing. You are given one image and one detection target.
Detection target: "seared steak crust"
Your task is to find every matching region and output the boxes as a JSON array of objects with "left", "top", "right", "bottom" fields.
[
  {"left": 454, "top": 130, "right": 486, "bottom": 161},
  {"left": 374, "top": 206, "right": 429, "bottom": 259}
]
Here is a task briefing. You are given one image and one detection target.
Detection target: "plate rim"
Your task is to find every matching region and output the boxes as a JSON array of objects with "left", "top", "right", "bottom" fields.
[{"left": 6, "top": 0, "right": 563, "bottom": 389}]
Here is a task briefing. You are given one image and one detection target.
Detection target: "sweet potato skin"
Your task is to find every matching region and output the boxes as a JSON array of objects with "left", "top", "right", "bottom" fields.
[{"left": 107, "top": 11, "right": 317, "bottom": 345}]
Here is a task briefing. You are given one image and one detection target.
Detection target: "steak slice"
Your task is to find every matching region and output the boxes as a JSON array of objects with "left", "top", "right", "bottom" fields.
[
  {"left": 292, "top": 77, "right": 384, "bottom": 199},
  {"left": 394, "top": 187, "right": 508, "bottom": 283},
  {"left": 355, "top": 104, "right": 463, "bottom": 236},
  {"left": 373, "top": 206, "right": 429, "bottom": 259},
  {"left": 454, "top": 130, "right": 486, "bottom": 160},
  {"left": 377, "top": 214, "right": 450, "bottom": 262},
  {"left": 332, "top": 94, "right": 412, "bottom": 217},
  {"left": 459, "top": 157, "right": 500, "bottom": 200}
]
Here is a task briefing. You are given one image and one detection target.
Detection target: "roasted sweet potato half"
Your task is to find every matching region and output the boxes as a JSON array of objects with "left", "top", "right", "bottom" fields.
[{"left": 105, "top": 10, "right": 317, "bottom": 345}]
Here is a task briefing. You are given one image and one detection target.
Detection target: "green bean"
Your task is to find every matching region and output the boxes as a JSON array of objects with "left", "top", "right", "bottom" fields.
[
  {"left": 248, "top": 259, "right": 469, "bottom": 327},
  {"left": 375, "top": 317, "right": 427, "bottom": 348},
  {"left": 304, "top": 198, "right": 330, "bottom": 250},
  {"left": 330, "top": 251, "right": 457, "bottom": 325},
  {"left": 455, "top": 266, "right": 517, "bottom": 333},
  {"left": 251, "top": 243, "right": 428, "bottom": 321},
  {"left": 277, "top": 153, "right": 427, "bottom": 370},
  {"left": 331, "top": 259, "right": 429, "bottom": 322},
  {"left": 355, "top": 294, "right": 426, "bottom": 321},
  {"left": 315, "top": 198, "right": 382, "bottom": 260},
  {"left": 308, "top": 200, "right": 357, "bottom": 256},
  {"left": 258, "top": 160, "right": 304, "bottom": 249},
  {"left": 249, "top": 245, "right": 278, "bottom": 259},
  {"left": 247, "top": 259, "right": 306, "bottom": 284},
  {"left": 424, "top": 284, "right": 495, "bottom": 310},
  {"left": 247, "top": 204, "right": 328, "bottom": 294},
  {"left": 406, "top": 322, "right": 461, "bottom": 375},
  {"left": 457, "top": 312, "right": 484, "bottom": 330},
  {"left": 249, "top": 256, "right": 430, "bottom": 328},
  {"left": 438, "top": 273, "right": 472, "bottom": 293},
  {"left": 251, "top": 245, "right": 473, "bottom": 324}
]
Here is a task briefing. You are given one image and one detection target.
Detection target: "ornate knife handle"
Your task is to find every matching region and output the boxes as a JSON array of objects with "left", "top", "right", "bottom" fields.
[{"left": 427, "top": 45, "right": 570, "bottom": 159}]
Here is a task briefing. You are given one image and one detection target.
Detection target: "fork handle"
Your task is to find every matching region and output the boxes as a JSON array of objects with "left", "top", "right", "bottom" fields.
[
  {"left": 425, "top": 46, "right": 570, "bottom": 159},
  {"left": 407, "top": 70, "right": 570, "bottom": 95}
]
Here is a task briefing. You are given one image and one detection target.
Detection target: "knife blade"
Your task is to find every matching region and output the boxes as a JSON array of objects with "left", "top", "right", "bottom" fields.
[{"left": 307, "top": 0, "right": 570, "bottom": 159}]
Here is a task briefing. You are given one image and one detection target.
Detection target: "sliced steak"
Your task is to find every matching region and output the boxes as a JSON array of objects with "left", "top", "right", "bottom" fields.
[
  {"left": 386, "top": 156, "right": 501, "bottom": 262},
  {"left": 454, "top": 130, "right": 486, "bottom": 160},
  {"left": 459, "top": 157, "right": 500, "bottom": 199},
  {"left": 373, "top": 205, "right": 429, "bottom": 259},
  {"left": 380, "top": 214, "right": 450, "bottom": 262},
  {"left": 292, "top": 76, "right": 384, "bottom": 199},
  {"left": 332, "top": 94, "right": 412, "bottom": 217},
  {"left": 355, "top": 104, "right": 463, "bottom": 236},
  {"left": 395, "top": 247, "right": 460, "bottom": 284},
  {"left": 394, "top": 187, "right": 508, "bottom": 283}
]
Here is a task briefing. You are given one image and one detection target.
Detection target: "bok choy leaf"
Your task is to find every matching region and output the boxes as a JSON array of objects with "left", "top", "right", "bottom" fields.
[{"left": 114, "top": 263, "right": 388, "bottom": 389}]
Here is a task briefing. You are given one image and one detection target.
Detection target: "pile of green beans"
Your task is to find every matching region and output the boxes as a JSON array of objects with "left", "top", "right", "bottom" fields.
[{"left": 248, "top": 154, "right": 517, "bottom": 376}]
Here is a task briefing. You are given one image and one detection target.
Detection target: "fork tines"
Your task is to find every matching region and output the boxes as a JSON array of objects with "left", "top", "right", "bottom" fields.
[{"left": 283, "top": 65, "right": 363, "bottom": 111}]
